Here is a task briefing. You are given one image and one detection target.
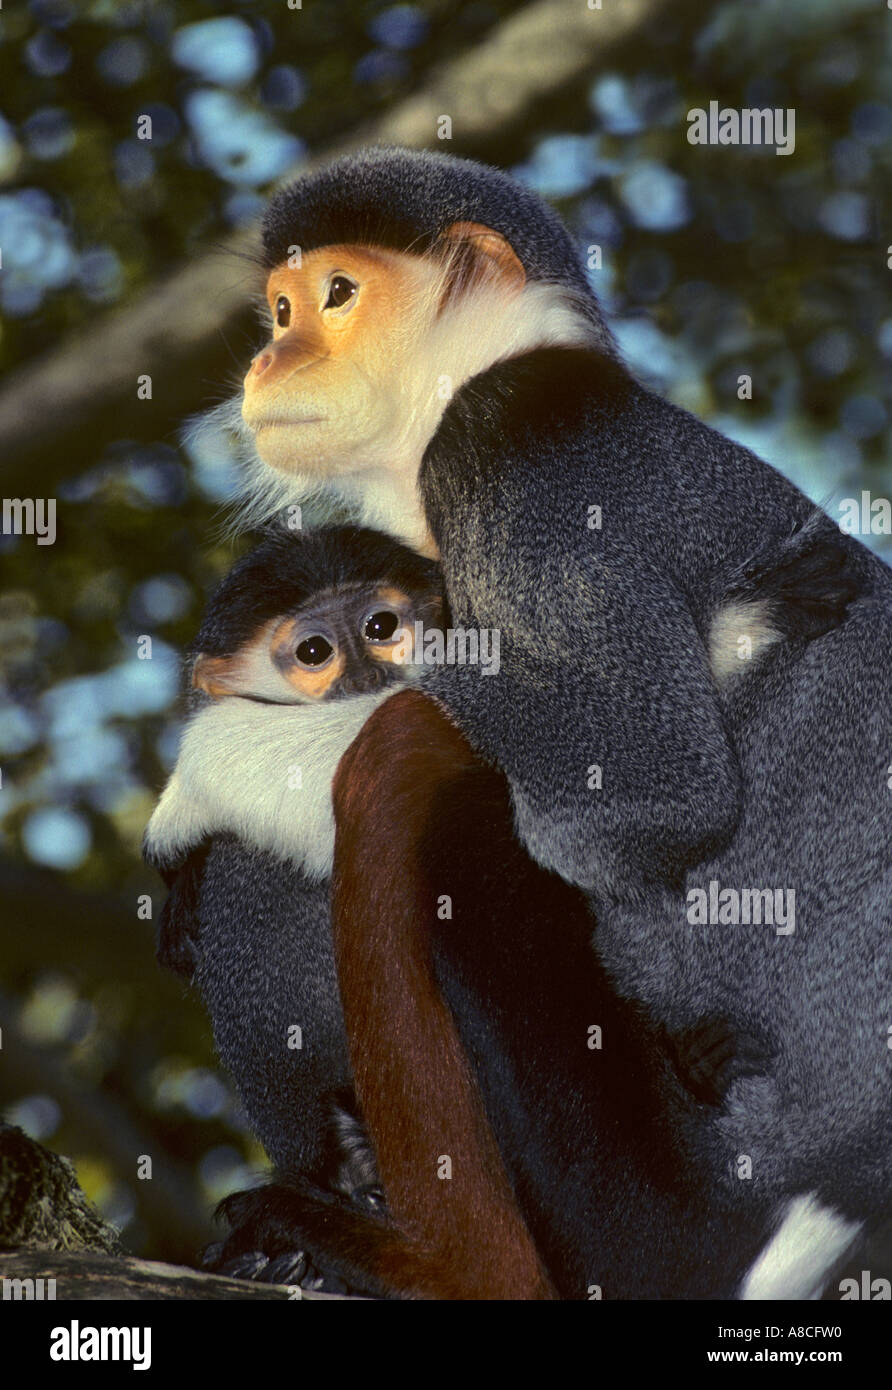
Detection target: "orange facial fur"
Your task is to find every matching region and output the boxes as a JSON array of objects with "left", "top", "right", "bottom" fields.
[
  {"left": 242, "top": 244, "right": 437, "bottom": 475},
  {"left": 239, "top": 225, "right": 528, "bottom": 498},
  {"left": 191, "top": 582, "right": 440, "bottom": 706},
  {"left": 268, "top": 614, "right": 345, "bottom": 699}
]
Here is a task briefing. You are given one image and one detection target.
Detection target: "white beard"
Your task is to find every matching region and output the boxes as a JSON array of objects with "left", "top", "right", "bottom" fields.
[{"left": 202, "top": 277, "right": 598, "bottom": 545}]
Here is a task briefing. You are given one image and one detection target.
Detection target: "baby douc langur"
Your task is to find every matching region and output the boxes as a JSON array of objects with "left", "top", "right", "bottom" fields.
[
  {"left": 146, "top": 523, "right": 443, "bottom": 886},
  {"left": 143, "top": 524, "right": 443, "bottom": 1290}
]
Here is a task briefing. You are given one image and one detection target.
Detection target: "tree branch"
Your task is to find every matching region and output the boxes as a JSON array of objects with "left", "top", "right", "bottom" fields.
[
  {"left": 0, "top": 1249, "right": 354, "bottom": 1300},
  {"left": 0, "top": 997, "right": 213, "bottom": 1263},
  {"left": 0, "top": 1127, "right": 363, "bottom": 1299}
]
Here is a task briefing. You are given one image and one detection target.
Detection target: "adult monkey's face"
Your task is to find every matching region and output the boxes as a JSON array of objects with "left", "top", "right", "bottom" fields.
[
  {"left": 243, "top": 243, "right": 427, "bottom": 478},
  {"left": 241, "top": 225, "right": 526, "bottom": 483}
]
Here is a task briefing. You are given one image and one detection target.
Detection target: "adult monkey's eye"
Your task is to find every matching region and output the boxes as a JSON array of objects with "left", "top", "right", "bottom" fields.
[
  {"left": 324, "top": 275, "right": 357, "bottom": 310},
  {"left": 275, "top": 295, "right": 291, "bottom": 327},
  {"left": 364, "top": 611, "right": 400, "bottom": 642},
  {"left": 296, "top": 634, "right": 334, "bottom": 667}
]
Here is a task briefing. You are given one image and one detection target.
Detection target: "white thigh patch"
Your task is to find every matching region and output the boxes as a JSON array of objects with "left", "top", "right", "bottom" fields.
[{"left": 740, "top": 1194, "right": 862, "bottom": 1301}]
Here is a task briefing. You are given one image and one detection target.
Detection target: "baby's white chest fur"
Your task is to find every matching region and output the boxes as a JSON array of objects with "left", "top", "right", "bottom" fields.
[{"left": 145, "top": 690, "right": 397, "bottom": 881}]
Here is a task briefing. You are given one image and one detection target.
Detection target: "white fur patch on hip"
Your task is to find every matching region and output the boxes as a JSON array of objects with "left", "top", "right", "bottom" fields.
[{"left": 740, "top": 1193, "right": 862, "bottom": 1300}]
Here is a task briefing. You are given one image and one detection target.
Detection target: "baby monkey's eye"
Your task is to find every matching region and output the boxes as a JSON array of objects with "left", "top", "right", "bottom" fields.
[
  {"left": 324, "top": 275, "right": 357, "bottom": 310},
  {"left": 275, "top": 295, "right": 291, "bottom": 327},
  {"left": 296, "top": 634, "right": 334, "bottom": 667},
  {"left": 363, "top": 610, "right": 401, "bottom": 643}
]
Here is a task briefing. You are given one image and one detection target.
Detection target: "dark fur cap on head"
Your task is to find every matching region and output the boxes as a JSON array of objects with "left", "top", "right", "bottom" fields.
[
  {"left": 194, "top": 524, "right": 442, "bottom": 659},
  {"left": 262, "top": 145, "right": 603, "bottom": 319}
]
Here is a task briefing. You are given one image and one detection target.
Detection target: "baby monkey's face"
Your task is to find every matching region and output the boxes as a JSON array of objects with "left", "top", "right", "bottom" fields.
[{"left": 193, "top": 581, "right": 440, "bottom": 704}]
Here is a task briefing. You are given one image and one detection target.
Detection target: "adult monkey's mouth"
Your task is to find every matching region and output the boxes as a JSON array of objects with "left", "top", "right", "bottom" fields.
[{"left": 254, "top": 416, "right": 326, "bottom": 429}]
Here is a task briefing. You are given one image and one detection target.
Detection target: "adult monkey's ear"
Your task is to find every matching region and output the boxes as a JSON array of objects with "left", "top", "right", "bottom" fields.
[{"left": 440, "top": 220, "right": 526, "bottom": 295}]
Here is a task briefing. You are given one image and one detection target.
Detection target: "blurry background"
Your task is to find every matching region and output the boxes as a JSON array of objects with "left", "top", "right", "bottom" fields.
[{"left": 0, "top": 0, "right": 890, "bottom": 1264}]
